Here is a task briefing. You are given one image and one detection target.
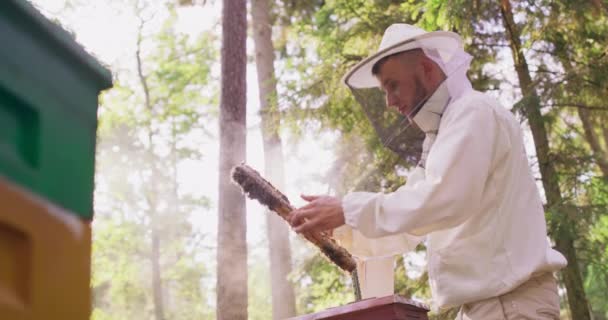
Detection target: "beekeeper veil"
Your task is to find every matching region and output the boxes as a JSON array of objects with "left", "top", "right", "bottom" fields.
[{"left": 342, "top": 24, "right": 472, "bottom": 165}]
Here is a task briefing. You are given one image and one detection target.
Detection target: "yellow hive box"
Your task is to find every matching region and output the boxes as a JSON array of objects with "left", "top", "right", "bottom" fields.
[{"left": 0, "top": 177, "right": 91, "bottom": 319}]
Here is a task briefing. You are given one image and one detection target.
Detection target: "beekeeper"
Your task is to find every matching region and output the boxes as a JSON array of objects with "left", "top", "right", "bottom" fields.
[{"left": 289, "top": 24, "right": 567, "bottom": 319}]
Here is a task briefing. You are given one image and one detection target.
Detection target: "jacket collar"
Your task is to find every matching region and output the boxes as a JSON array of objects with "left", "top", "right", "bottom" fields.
[
  {"left": 410, "top": 69, "right": 473, "bottom": 133},
  {"left": 411, "top": 80, "right": 451, "bottom": 134}
]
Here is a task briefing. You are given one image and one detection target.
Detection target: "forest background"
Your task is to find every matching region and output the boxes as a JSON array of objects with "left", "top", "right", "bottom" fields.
[{"left": 30, "top": 0, "right": 608, "bottom": 319}]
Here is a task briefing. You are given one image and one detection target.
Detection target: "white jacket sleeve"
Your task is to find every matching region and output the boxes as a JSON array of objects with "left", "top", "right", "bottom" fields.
[
  {"left": 333, "top": 166, "right": 426, "bottom": 257},
  {"left": 342, "top": 102, "right": 500, "bottom": 238}
]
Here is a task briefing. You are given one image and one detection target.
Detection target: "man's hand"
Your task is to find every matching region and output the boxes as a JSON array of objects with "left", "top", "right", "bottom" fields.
[{"left": 289, "top": 194, "right": 346, "bottom": 234}]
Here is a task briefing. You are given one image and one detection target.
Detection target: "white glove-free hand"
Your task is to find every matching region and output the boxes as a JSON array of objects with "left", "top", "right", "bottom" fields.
[{"left": 289, "top": 194, "right": 346, "bottom": 234}]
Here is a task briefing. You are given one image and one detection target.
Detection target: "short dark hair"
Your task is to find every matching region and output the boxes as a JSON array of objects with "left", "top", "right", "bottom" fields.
[{"left": 371, "top": 48, "right": 424, "bottom": 76}]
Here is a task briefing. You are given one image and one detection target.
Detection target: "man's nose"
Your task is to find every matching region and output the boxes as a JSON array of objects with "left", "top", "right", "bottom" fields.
[{"left": 386, "top": 93, "right": 399, "bottom": 110}]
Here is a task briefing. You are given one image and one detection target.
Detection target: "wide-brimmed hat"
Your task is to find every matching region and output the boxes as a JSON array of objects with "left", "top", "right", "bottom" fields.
[{"left": 343, "top": 24, "right": 463, "bottom": 88}]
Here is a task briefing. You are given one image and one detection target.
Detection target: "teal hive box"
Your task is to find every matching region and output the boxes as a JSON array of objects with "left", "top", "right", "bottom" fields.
[{"left": 0, "top": 0, "right": 112, "bottom": 219}]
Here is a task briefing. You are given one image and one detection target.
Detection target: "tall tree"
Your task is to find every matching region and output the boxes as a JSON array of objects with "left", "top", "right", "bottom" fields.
[
  {"left": 251, "top": 0, "right": 297, "bottom": 318},
  {"left": 134, "top": 12, "right": 166, "bottom": 319},
  {"left": 216, "top": 0, "right": 248, "bottom": 318},
  {"left": 91, "top": 2, "right": 217, "bottom": 319},
  {"left": 498, "top": 1, "right": 591, "bottom": 318},
  {"left": 539, "top": 3, "right": 608, "bottom": 317}
]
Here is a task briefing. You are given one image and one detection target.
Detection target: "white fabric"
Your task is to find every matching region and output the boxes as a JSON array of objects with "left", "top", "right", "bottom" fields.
[
  {"left": 343, "top": 24, "right": 462, "bottom": 88},
  {"left": 356, "top": 256, "right": 395, "bottom": 299},
  {"left": 422, "top": 49, "right": 473, "bottom": 103},
  {"left": 337, "top": 78, "right": 567, "bottom": 310},
  {"left": 410, "top": 77, "right": 450, "bottom": 135},
  {"left": 411, "top": 79, "right": 450, "bottom": 167}
]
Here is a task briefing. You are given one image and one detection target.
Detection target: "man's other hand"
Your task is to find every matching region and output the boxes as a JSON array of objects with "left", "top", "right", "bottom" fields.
[{"left": 289, "top": 194, "right": 345, "bottom": 234}]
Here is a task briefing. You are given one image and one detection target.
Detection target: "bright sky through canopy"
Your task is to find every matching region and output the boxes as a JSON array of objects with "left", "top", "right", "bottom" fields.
[{"left": 30, "top": 0, "right": 339, "bottom": 248}]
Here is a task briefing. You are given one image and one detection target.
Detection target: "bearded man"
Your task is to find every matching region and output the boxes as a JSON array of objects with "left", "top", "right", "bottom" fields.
[{"left": 289, "top": 24, "right": 566, "bottom": 320}]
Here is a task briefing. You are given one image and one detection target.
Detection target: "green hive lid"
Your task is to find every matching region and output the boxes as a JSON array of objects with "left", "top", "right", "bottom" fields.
[{"left": 3, "top": 0, "right": 112, "bottom": 88}]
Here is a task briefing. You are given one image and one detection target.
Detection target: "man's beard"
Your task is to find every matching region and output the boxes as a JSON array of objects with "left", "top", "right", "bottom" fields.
[
  {"left": 406, "top": 75, "right": 429, "bottom": 119},
  {"left": 405, "top": 75, "right": 431, "bottom": 120}
]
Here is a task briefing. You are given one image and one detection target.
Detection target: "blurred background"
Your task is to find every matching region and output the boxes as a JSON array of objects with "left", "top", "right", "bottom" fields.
[{"left": 25, "top": 1, "right": 608, "bottom": 319}]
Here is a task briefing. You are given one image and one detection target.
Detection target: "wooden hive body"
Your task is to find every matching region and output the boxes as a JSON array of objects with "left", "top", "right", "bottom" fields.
[{"left": 288, "top": 295, "right": 429, "bottom": 320}]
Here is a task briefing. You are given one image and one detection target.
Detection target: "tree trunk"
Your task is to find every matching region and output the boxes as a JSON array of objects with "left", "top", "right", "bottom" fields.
[
  {"left": 251, "top": 0, "right": 297, "bottom": 318},
  {"left": 151, "top": 231, "right": 165, "bottom": 320},
  {"left": 499, "top": 1, "right": 591, "bottom": 319},
  {"left": 600, "top": 123, "right": 608, "bottom": 150},
  {"left": 216, "top": 0, "right": 248, "bottom": 319}
]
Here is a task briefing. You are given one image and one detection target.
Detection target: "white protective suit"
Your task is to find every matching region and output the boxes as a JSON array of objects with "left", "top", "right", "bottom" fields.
[{"left": 337, "top": 24, "right": 567, "bottom": 310}]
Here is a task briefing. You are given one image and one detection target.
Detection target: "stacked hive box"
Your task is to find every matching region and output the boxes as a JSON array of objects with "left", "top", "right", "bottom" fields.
[
  {"left": 288, "top": 295, "right": 430, "bottom": 320},
  {"left": 0, "top": 1, "right": 112, "bottom": 319}
]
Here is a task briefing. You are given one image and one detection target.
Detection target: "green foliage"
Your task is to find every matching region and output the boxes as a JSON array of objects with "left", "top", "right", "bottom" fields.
[
  {"left": 293, "top": 253, "right": 354, "bottom": 313},
  {"left": 394, "top": 254, "right": 429, "bottom": 300},
  {"left": 583, "top": 179, "right": 608, "bottom": 319},
  {"left": 91, "top": 217, "right": 148, "bottom": 319},
  {"left": 535, "top": 3, "right": 608, "bottom": 316},
  {"left": 247, "top": 245, "right": 273, "bottom": 320}
]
